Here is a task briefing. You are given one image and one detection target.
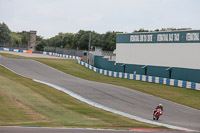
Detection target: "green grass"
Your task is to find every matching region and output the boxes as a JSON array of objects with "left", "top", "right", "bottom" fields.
[
  {"left": 0, "top": 60, "right": 160, "bottom": 129},
  {"left": 1, "top": 52, "right": 200, "bottom": 110}
]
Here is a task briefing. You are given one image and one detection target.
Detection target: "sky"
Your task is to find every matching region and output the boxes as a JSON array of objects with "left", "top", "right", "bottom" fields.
[{"left": 0, "top": 0, "right": 200, "bottom": 38}]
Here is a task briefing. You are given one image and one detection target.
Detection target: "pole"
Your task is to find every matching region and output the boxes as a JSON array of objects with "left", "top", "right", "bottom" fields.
[{"left": 88, "top": 32, "right": 91, "bottom": 51}]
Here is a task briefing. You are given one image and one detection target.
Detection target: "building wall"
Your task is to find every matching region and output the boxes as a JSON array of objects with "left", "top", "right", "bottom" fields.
[
  {"left": 116, "top": 30, "right": 200, "bottom": 70},
  {"left": 116, "top": 43, "right": 200, "bottom": 69}
]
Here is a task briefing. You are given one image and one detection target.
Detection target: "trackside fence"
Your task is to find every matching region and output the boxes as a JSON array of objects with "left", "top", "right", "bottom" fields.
[{"left": 0, "top": 47, "right": 32, "bottom": 53}]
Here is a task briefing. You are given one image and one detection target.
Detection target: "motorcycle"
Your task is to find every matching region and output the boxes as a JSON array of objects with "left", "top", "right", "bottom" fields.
[{"left": 153, "top": 108, "right": 163, "bottom": 120}]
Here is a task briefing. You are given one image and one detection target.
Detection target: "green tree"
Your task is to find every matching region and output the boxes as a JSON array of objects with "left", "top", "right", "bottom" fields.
[
  {"left": 36, "top": 40, "right": 47, "bottom": 51},
  {"left": 0, "top": 22, "right": 12, "bottom": 44},
  {"left": 15, "top": 31, "right": 30, "bottom": 47},
  {"left": 102, "top": 31, "right": 116, "bottom": 51},
  {"left": 11, "top": 32, "right": 22, "bottom": 47},
  {"left": 134, "top": 28, "right": 149, "bottom": 32},
  {"left": 76, "top": 30, "right": 90, "bottom": 50},
  {"left": 62, "top": 33, "right": 75, "bottom": 49}
]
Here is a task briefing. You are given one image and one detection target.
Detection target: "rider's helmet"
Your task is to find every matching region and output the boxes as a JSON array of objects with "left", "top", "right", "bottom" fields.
[{"left": 159, "top": 103, "right": 162, "bottom": 107}]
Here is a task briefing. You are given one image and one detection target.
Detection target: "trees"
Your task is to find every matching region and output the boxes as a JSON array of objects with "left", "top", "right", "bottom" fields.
[
  {"left": 44, "top": 30, "right": 117, "bottom": 51},
  {"left": 0, "top": 22, "right": 12, "bottom": 44},
  {"left": 101, "top": 31, "right": 117, "bottom": 51},
  {"left": 0, "top": 22, "right": 118, "bottom": 51},
  {"left": 11, "top": 32, "right": 22, "bottom": 47},
  {"left": 134, "top": 28, "right": 149, "bottom": 32},
  {"left": 76, "top": 30, "right": 92, "bottom": 50},
  {"left": 18, "top": 31, "right": 30, "bottom": 47},
  {"left": 36, "top": 40, "right": 47, "bottom": 51}
]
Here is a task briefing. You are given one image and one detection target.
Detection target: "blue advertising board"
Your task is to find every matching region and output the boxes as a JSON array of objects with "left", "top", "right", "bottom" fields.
[{"left": 116, "top": 30, "right": 200, "bottom": 43}]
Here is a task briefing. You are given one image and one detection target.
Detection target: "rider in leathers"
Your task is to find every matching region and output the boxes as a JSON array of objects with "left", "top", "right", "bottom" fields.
[{"left": 154, "top": 104, "right": 163, "bottom": 114}]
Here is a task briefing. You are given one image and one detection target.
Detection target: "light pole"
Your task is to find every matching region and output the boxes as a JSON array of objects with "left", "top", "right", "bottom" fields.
[{"left": 88, "top": 32, "right": 91, "bottom": 51}]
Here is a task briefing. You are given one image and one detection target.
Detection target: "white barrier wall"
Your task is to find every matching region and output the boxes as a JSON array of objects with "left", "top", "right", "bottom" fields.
[{"left": 116, "top": 43, "right": 200, "bottom": 69}]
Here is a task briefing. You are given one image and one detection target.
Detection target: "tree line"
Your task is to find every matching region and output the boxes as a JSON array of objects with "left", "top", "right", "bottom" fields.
[
  {"left": 0, "top": 22, "right": 188, "bottom": 51},
  {"left": 0, "top": 22, "right": 118, "bottom": 51},
  {"left": 40, "top": 30, "right": 118, "bottom": 51},
  {"left": 0, "top": 22, "right": 43, "bottom": 49}
]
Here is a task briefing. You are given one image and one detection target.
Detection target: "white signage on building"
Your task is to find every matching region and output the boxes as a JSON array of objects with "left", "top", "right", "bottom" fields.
[
  {"left": 157, "top": 33, "right": 180, "bottom": 42},
  {"left": 186, "top": 33, "right": 199, "bottom": 41},
  {"left": 130, "top": 34, "right": 153, "bottom": 42},
  {"left": 128, "top": 31, "right": 200, "bottom": 43}
]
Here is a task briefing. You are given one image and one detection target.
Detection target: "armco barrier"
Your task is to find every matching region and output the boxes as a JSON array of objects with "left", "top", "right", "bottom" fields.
[{"left": 0, "top": 47, "right": 32, "bottom": 53}]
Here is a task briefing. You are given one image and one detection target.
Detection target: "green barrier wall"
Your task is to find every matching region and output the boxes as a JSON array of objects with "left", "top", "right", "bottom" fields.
[
  {"left": 94, "top": 56, "right": 116, "bottom": 71},
  {"left": 147, "top": 66, "right": 170, "bottom": 78},
  {"left": 125, "top": 64, "right": 145, "bottom": 75},
  {"left": 172, "top": 68, "right": 200, "bottom": 83},
  {"left": 94, "top": 55, "right": 200, "bottom": 83}
]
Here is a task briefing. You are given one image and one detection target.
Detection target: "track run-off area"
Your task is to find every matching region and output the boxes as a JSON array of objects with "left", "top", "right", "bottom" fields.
[{"left": 0, "top": 51, "right": 200, "bottom": 132}]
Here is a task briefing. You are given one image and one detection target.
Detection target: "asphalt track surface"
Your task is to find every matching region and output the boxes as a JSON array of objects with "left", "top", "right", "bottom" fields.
[
  {"left": 0, "top": 56, "right": 200, "bottom": 132},
  {"left": 0, "top": 126, "right": 193, "bottom": 133}
]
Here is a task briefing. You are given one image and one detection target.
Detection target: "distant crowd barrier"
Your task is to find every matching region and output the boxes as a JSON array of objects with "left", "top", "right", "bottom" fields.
[
  {"left": 40, "top": 51, "right": 80, "bottom": 60},
  {"left": 0, "top": 47, "right": 32, "bottom": 53}
]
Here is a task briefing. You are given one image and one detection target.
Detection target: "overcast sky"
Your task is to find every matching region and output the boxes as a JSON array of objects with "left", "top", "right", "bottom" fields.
[{"left": 0, "top": 0, "right": 199, "bottom": 38}]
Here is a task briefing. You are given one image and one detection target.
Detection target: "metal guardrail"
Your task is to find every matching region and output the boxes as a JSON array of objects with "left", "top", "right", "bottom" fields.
[
  {"left": 44, "top": 46, "right": 87, "bottom": 57},
  {"left": 44, "top": 46, "right": 115, "bottom": 57}
]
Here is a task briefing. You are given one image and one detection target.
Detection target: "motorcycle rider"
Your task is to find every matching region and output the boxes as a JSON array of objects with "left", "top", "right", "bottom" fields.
[{"left": 153, "top": 103, "right": 163, "bottom": 114}]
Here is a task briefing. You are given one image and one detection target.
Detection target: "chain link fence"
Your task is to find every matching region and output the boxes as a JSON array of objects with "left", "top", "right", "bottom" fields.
[
  {"left": 44, "top": 46, "right": 87, "bottom": 57},
  {"left": 44, "top": 46, "right": 116, "bottom": 64}
]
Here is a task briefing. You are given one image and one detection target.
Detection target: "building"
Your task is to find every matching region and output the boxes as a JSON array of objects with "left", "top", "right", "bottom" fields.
[
  {"left": 28, "top": 30, "right": 37, "bottom": 52},
  {"left": 116, "top": 30, "right": 200, "bottom": 70},
  {"left": 112, "top": 30, "right": 200, "bottom": 83}
]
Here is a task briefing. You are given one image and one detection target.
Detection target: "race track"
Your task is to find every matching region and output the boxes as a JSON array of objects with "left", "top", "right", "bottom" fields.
[
  {"left": 0, "top": 126, "right": 188, "bottom": 133},
  {"left": 0, "top": 56, "right": 200, "bottom": 131}
]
